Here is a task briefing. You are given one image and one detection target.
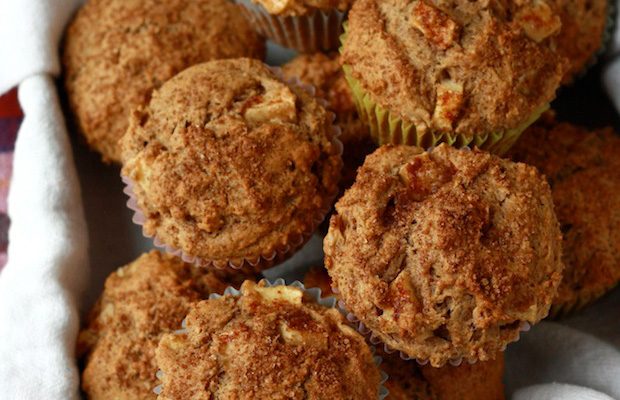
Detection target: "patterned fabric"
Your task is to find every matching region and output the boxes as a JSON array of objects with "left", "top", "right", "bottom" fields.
[{"left": 0, "top": 89, "right": 22, "bottom": 270}]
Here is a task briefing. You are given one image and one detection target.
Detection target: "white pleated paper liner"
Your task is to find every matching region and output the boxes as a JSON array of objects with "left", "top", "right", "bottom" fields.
[
  {"left": 154, "top": 279, "right": 389, "bottom": 399},
  {"left": 121, "top": 68, "right": 343, "bottom": 272},
  {"left": 334, "top": 294, "right": 531, "bottom": 368},
  {"left": 235, "top": 0, "right": 347, "bottom": 53}
]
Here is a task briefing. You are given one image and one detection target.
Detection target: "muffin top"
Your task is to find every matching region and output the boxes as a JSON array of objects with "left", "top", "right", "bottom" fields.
[
  {"left": 251, "top": 0, "right": 354, "bottom": 16},
  {"left": 120, "top": 59, "right": 342, "bottom": 267},
  {"left": 342, "top": 0, "right": 566, "bottom": 136},
  {"left": 509, "top": 117, "right": 620, "bottom": 315},
  {"left": 324, "top": 144, "right": 563, "bottom": 366},
  {"left": 78, "top": 251, "right": 244, "bottom": 400},
  {"left": 282, "top": 53, "right": 375, "bottom": 189},
  {"left": 552, "top": 0, "right": 608, "bottom": 83},
  {"left": 62, "top": 0, "right": 265, "bottom": 163},
  {"left": 155, "top": 281, "right": 382, "bottom": 399}
]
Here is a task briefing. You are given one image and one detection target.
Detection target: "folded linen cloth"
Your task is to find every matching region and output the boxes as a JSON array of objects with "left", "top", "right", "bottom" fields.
[{"left": 0, "top": 1, "right": 618, "bottom": 399}]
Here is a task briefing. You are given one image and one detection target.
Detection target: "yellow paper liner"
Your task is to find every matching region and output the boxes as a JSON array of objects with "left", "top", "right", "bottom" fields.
[{"left": 339, "top": 25, "right": 548, "bottom": 155}]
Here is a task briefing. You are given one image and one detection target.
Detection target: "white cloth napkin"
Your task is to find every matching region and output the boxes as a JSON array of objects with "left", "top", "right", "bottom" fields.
[{"left": 0, "top": 1, "right": 619, "bottom": 399}]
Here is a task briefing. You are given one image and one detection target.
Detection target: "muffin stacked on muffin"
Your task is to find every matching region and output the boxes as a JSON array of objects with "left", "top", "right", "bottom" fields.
[
  {"left": 324, "top": 144, "right": 564, "bottom": 366},
  {"left": 120, "top": 58, "right": 342, "bottom": 272},
  {"left": 78, "top": 251, "right": 250, "bottom": 399},
  {"left": 156, "top": 281, "right": 384, "bottom": 399},
  {"left": 509, "top": 116, "right": 620, "bottom": 316},
  {"left": 62, "top": 0, "right": 265, "bottom": 163},
  {"left": 341, "top": 0, "right": 567, "bottom": 153}
]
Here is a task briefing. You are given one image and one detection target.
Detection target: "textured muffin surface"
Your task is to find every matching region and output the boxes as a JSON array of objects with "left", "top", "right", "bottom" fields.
[
  {"left": 509, "top": 118, "right": 620, "bottom": 315},
  {"left": 283, "top": 53, "right": 375, "bottom": 190},
  {"left": 62, "top": 0, "right": 265, "bottom": 163},
  {"left": 324, "top": 144, "right": 563, "bottom": 366},
  {"left": 78, "top": 251, "right": 239, "bottom": 400},
  {"left": 342, "top": 0, "right": 566, "bottom": 136},
  {"left": 121, "top": 59, "right": 342, "bottom": 266},
  {"left": 155, "top": 281, "right": 382, "bottom": 399}
]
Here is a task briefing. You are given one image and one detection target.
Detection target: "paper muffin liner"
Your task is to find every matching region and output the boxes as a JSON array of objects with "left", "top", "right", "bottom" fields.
[
  {"left": 336, "top": 298, "right": 531, "bottom": 367},
  {"left": 234, "top": 0, "right": 347, "bottom": 53},
  {"left": 339, "top": 25, "right": 548, "bottom": 155},
  {"left": 122, "top": 70, "right": 342, "bottom": 273},
  {"left": 343, "top": 64, "right": 548, "bottom": 156},
  {"left": 154, "top": 279, "right": 389, "bottom": 399}
]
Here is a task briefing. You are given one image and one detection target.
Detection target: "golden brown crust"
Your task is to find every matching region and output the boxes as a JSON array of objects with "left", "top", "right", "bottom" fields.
[
  {"left": 252, "top": 0, "right": 354, "bottom": 16},
  {"left": 78, "top": 251, "right": 244, "bottom": 400},
  {"left": 282, "top": 53, "right": 375, "bottom": 191},
  {"left": 62, "top": 0, "right": 265, "bottom": 163},
  {"left": 552, "top": 0, "right": 608, "bottom": 83},
  {"left": 324, "top": 144, "right": 563, "bottom": 366},
  {"left": 342, "top": 0, "right": 566, "bottom": 137},
  {"left": 509, "top": 117, "right": 620, "bottom": 314},
  {"left": 120, "top": 59, "right": 342, "bottom": 267},
  {"left": 155, "top": 281, "right": 382, "bottom": 399}
]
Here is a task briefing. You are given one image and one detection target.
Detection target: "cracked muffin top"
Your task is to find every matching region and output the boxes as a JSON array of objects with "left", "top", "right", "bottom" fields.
[
  {"left": 282, "top": 53, "right": 375, "bottom": 190},
  {"left": 341, "top": 0, "right": 566, "bottom": 136},
  {"left": 155, "top": 281, "right": 382, "bottom": 399},
  {"left": 120, "top": 59, "right": 342, "bottom": 268},
  {"left": 78, "top": 251, "right": 248, "bottom": 400},
  {"left": 62, "top": 0, "right": 265, "bottom": 163},
  {"left": 509, "top": 116, "right": 620, "bottom": 315},
  {"left": 251, "top": 0, "right": 354, "bottom": 16},
  {"left": 324, "top": 144, "right": 563, "bottom": 366},
  {"left": 552, "top": 0, "right": 609, "bottom": 83}
]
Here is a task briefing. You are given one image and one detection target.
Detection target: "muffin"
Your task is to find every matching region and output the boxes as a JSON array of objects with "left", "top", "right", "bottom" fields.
[
  {"left": 62, "top": 0, "right": 265, "bottom": 163},
  {"left": 234, "top": 0, "right": 351, "bottom": 52},
  {"left": 341, "top": 0, "right": 567, "bottom": 154},
  {"left": 282, "top": 53, "right": 375, "bottom": 191},
  {"left": 304, "top": 267, "right": 505, "bottom": 400},
  {"left": 155, "top": 280, "right": 383, "bottom": 399},
  {"left": 383, "top": 350, "right": 505, "bottom": 400},
  {"left": 552, "top": 0, "right": 610, "bottom": 83},
  {"left": 78, "top": 251, "right": 249, "bottom": 400},
  {"left": 509, "top": 117, "right": 620, "bottom": 316},
  {"left": 324, "top": 144, "right": 564, "bottom": 366},
  {"left": 120, "top": 58, "right": 342, "bottom": 271}
]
